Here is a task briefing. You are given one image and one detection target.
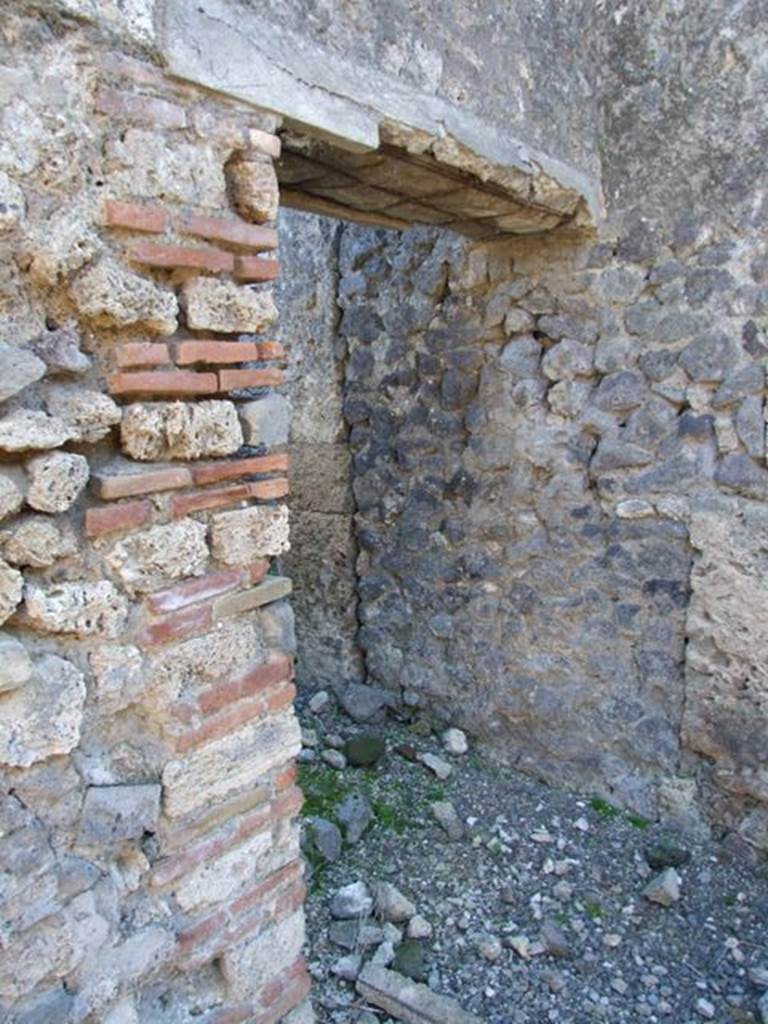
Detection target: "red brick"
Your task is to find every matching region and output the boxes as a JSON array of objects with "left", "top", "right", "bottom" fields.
[
  {"left": 93, "top": 465, "right": 192, "bottom": 500},
  {"left": 260, "top": 957, "right": 307, "bottom": 1009},
  {"left": 147, "top": 568, "right": 245, "bottom": 614},
  {"left": 246, "top": 127, "right": 282, "bottom": 158},
  {"left": 116, "top": 342, "right": 170, "bottom": 368},
  {"left": 265, "top": 682, "right": 296, "bottom": 716},
  {"left": 179, "top": 212, "right": 278, "bottom": 251},
  {"left": 255, "top": 972, "right": 311, "bottom": 1024},
  {"left": 192, "top": 454, "right": 289, "bottom": 486},
  {"left": 268, "top": 783, "right": 302, "bottom": 822},
  {"left": 233, "top": 256, "right": 280, "bottom": 282},
  {"left": 257, "top": 341, "right": 287, "bottom": 361},
  {"left": 218, "top": 368, "right": 286, "bottom": 391},
  {"left": 174, "top": 340, "right": 261, "bottom": 365},
  {"left": 103, "top": 199, "right": 168, "bottom": 233},
  {"left": 109, "top": 370, "right": 218, "bottom": 396},
  {"left": 197, "top": 653, "right": 292, "bottom": 716},
  {"left": 273, "top": 762, "right": 298, "bottom": 792},
  {"left": 177, "top": 909, "right": 226, "bottom": 956},
  {"left": 160, "top": 785, "right": 270, "bottom": 854},
  {"left": 127, "top": 242, "right": 234, "bottom": 273},
  {"left": 248, "top": 478, "right": 289, "bottom": 500},
  {"left": 95, "top": 85, "right": 187, "bottom": 129},
  {"left": 138, "top": 602, "right": 213, "bottom": 648},
  {"left": 174, "top": 693, "right": 273, "bottom": 752},
  {"left": 85, "top": 500, "right": 150, "bottom": 537},
  {"left": 250, "top": 559, "right": 270, "bottom": 584},
  {"left": 228, "top": 860, "right": 302, "bottom": 918},
  {"left": 170, "top": 483, "right": 251, "bottom": 517}
]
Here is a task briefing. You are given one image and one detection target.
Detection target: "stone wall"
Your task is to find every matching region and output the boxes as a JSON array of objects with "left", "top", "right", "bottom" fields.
[
  {"left": 277, "top": 212, "right": 363, "bottom": 691},
  {"left": 0, "top": 11, "right": 310, "bottom": 1022}
]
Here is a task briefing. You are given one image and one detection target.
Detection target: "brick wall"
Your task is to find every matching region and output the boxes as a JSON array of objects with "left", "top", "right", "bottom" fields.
[{"left": 0, "top": 17, "right": 310, "bottom": 1023}]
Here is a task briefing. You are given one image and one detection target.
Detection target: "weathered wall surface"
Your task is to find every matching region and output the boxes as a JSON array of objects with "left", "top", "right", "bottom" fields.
[
  {"left": 280, "top": 0, "right": 768, "bottom": 840},
  {"left": 277, "top": 212, "right": 363, "bottom": 690},
  {"left": 0, "top": 9, "right": 310, "bottom": 1022}
]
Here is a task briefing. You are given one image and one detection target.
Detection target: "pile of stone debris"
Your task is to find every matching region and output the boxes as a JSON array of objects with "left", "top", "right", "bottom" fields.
[{"left": 296, "top": 686, "right": 768, "bottom": 1024}]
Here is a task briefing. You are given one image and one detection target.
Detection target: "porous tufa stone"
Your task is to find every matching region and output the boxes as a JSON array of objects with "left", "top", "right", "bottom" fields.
[
  {"left": 0, "top": 653, "right": 86, "bottom": 766},
  {"left": 26, "top": 451, "right": 89, "bottom": 513},
  {"left": 0, "top": 341, "right": 46, "bottom": 401},
  {"left": 0, "top": 631, "right": 32, "bottom": 692},
  {"left": 120, "top": 401, "right": 242, "bottom": 461},
  {"left": 70, "top": 257, "right": 178, "bottom": 335},
  {"left": 181, "top": 277, "right": 277, "bottom": 334}
]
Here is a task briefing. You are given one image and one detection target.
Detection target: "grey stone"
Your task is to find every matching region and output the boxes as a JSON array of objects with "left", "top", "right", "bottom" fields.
[
  {"left": 340, "top": 682, "right": 392, "bottom": 723},
  {"left": 712, "top": 363, "right": 764, "bottom": 408},
  {"left": 591, "top": 371, "right": 647, "bottom": 414},
  {"left": 357, "top": 965, "right": 482, "bottom": 1024},
  {"left": 442, "top": 727, "right": 468, "bottom": 754},
  {"left": 758, "top": 992, "right": 768, "bottom": 1024},
  {"left": 541, "top": 339, "right": 594, "bottom": 381},
  {"left": 28, "top": 322, "right": 91, "bottom": 375},
  {"left": 240, "top": 393, "right": 289, "bottom": 447},
  {"left": 80, "top": 784, "right": 161, "bottom": 844},
  {"left": 498, "top": 335, "right": 541, "bottom": 379},
  {"left": 392, "top": 939, "right": 428, "bottom": 982},
  {"left": 540, "top": 919, "right": 570, "bottom": 957},
  {"left": 0, "top": 654, "right": 85, "bottom": 767},
  {"left": 715, "top": 453, "right": 768, "bottom": 500},
  {"left": 590, "top": 438, "right": 652, "bottom": 473},
  {"left": 329, "top": 919, "right": 384, "bottom": 951},
  {"left": 420, "top": 752, "right": 452, "bottom": 780},
  {"left": 0, "top": 342, "right": 46, "bottom": 401},
  {"left": 0, "top": 630, "right": 32, "bottom": 692},
  {"left": 538, "top": 314, "right": 598, "bottom": 345},
  {"left": 642, "top": 867, "right": 681, "bottom": 906},
  {"left": 337, "top": 792, "right": 373, "bottom": 844},
  {"left": 329, "top": 880, "right": 374, "bottom": 919},
  {"left": 735, "top": 395, "right": 765, "bottom": 458},
  {"left": 643, "top": 843, "right": 691, "bottom": 870},
  {"left": 307, "top": 817, "right": 343, "bottom": 861},
  {"left": 321, "top": 748, "right": 347, "bottom": 770},
  {"left": 430, "top": 800, "right": 464, "bottom": 840},
  {"left": 374, "top": 882, "right": 416, "bottom": 923},
  {"left": 678, "top": 332, "right": 739, "bottom": 383},
  {"left": 332, "top": 953, "right": 362, "bottom": 981},
  {"left": 344, "top": 733, "right": 386, "bottom": 766}
]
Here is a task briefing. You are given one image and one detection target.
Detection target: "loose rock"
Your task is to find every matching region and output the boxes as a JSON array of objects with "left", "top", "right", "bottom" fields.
[
  {"left": 642, "top": 867, "right": 682, "bottom": 906},
  {"left": 329, "top": 881, "right": 373, "bottom": 920}
]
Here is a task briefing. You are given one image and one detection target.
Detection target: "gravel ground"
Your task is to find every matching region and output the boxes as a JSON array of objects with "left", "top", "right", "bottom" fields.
[{"left": 297, "top": 696, "right": 768, "bottom": 1024}]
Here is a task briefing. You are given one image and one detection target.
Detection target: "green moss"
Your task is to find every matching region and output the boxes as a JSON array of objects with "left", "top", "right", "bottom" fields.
[
  {"left": 590, "top": 797, "right": 621, "bottom": 819},
  {"left": 298, "top": 763, "right": 350, "bottom": 820},
  {"left": 585, "top": 901, "right": 603, "bottom": 919}
]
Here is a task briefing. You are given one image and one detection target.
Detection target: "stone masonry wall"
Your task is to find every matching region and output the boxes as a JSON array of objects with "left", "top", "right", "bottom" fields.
[
  {"left": 330, "top": 210, "right": 767, "bottom": 842},
  {"left": 0, "top": 12, "right": 310, "bottom": 1023},
  {"left": 277, "top": 212, "right": 363, "bottom": 692}
]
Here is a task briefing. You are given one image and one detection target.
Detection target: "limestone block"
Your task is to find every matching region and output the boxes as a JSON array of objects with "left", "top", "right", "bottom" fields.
[
  {"left": 79, "top": 784, "right": 161, "bottom": 844},
  {"left": 0, "top": 631, "right": 31, "bottom": 692},
  {"left": 0, "top": 170, "right": 24, "bottom": 231},
  {"left": 0, "top": 654, "right": 86, "bottom": 767},
  {"left": 162, "top": 709, "right": 300, "bottom": 817},
  {"left": 45, "top": 385, "right": 121, "bottom": 443},
  {"left": 26, "top": 451, "right": 89, "bottom": 513},
  {"left": 106, "top": 519, "right": 208, "bottom": 594},
  {"left": 682, "top": 499, "right": 768, "bottom": 804},
  {"left": 23, "top": 199, "right": 102, "bottom": 287},
  {"left": 146, "top": 617, "right": 264, "bottom": 711},
  {"left": 174, "top": 827, "right": 273, "bottom": 912},
  {"left": 90, "top": 644, "right": 146, "bottom": 714},
  {"left": 0, "top": 911, "right": 79, "bottom": 1008},
  {"left": 210, "top": 504, "right": 290, "bottom": 565},
  {"left": 227, "top": 157, "right": 279, "bottom": 222},
  {"left": 541, "top": 338, "right": 594, "bottom": 381},
  {"left": 106, "top": 130, "right": 226, "bottom": 207},
  {"left": 120, "top": 400, "right": 243, "bottom": 461},
  {"left": 0, "top": 342, "right": 46, "bottom": 401},
  {"left": 240, "top": 393, "right": 289, "bottom": 447},
  {"left": 28, "top": 322, "right": 91, "bottom": 375},
  {"left": 0, "top": 409, "right": 75, "bottom": 452},
  {"left": 221, "top": 911, "right": 305, "bottom": 1001},
  {"left": 70, "top": 257, "right": 178, "bottom": 335},
  {"left": 182, "top": 277, "right": 277, "bottom": 333},
  {"left": 0, "top": 558, "right": 22, "bottom": 623},
  {"left": 0, "top": 466, "right": 26, "bottom": 520},
  {"left": 24, "top": 580, "right": 128, "bottom": 638},
  {"left": 4, "top": 516, "right": 78, "bottom": 567}
]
